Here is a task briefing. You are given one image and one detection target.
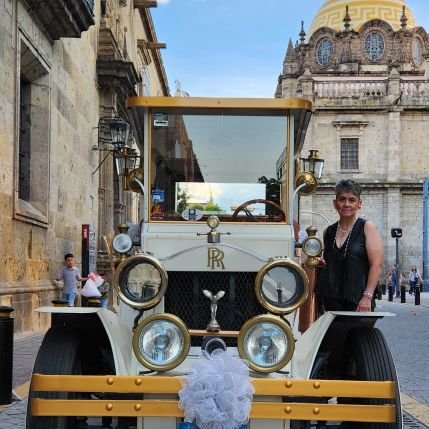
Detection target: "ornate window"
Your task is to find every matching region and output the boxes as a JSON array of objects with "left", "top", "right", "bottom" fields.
[
  {"left": 316, "top": 38, "right": 333, "bottom": 66},
  {"left": 412, "top": 38, "right": 423, "bottom": 66},
  {"left": 364, "top": 32, "right": 385, "bottom": 61},
  {"left": 340, "top": 138, "right": 359, "bottom": 170}
]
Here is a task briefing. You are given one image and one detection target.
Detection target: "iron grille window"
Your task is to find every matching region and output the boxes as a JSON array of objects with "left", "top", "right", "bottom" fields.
[
  {"left": 340, "top": 138, "right": 359, "bottom": 170},
  {"left": 16, "top": 36, "right": 50, "bottom": 223},
  {"left": 19, "top": 78, "right": 31, "bottom": 201},
  {"left": 317, "top": 38, "right": 333, "bottom": 66},
  {"left": 364, "top": 32, "right": 385, "bottom": 61}
]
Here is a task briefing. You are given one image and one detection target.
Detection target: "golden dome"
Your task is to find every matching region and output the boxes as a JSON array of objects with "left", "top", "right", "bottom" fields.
[{"left": 308, "top": 0, "right": 417, "bottom": 36}]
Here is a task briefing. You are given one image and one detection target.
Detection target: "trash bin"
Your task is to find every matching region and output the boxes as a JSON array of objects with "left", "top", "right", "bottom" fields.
[{"left": 0, "top": 306, "right": 14, "bottom": 405}]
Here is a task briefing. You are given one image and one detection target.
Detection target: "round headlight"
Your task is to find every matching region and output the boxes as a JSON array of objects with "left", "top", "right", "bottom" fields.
[
  {"left": 238, "top": 315, "right": 295, "bottom": 373},
  {"left": 113, "top": 254, "right": 167, "bottom": 309},
  {"left": 132, "top": 314, "right": 190, "bottom": 371},
  {"left": 255, "top": 259, "right": 309, "bottom": 314},
  {"left": 207, "top": 215, "right": 220, "bottom": 229},
  {"left": 302, "top": 236, "right": 323, "bottom": 257},
  {"left": 112, "top": 233, "right": 133, "bottom": 254}
]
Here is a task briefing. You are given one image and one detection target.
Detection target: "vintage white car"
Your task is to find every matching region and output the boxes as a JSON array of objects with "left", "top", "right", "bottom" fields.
[{"left": 27, "top": 97, "right": 400, "bottom": 429}]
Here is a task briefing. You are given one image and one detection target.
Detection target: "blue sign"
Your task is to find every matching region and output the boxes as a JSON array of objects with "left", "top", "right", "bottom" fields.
[{"left": 152, "top": 189, "right": 165, "bottom": 202}]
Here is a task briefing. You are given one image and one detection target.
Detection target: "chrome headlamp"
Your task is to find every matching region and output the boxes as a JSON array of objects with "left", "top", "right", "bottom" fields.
[
  {"left": 238, "top": 315, "right": 295, "bottom": 373},
  {"left": 113, "top": 254, "right": 168, "bottom": 309},
  {"left": 255, "top": 258, "right": 309, "bottom": 314},
  {"left": 132, "top": 314, "right": 190, "bottom": 372}
]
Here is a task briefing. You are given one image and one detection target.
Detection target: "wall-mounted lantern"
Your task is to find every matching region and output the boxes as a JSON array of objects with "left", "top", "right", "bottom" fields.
[{"left": 92, "top": 115, "right": 133, "bottom": 178}]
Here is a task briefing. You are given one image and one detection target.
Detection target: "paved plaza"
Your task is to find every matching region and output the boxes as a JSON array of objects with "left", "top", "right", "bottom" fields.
[{"left": 1, "top": 293, "right": 429, "bottom": 428}]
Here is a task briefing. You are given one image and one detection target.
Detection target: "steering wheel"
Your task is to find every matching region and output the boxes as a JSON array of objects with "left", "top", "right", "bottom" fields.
[{"left": 231, "top": 199, "right": 286, "bottom": 222}]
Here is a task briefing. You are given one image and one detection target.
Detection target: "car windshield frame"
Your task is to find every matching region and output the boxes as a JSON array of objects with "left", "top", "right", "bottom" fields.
[{"left": 148, "top": 106, "right": 290, "bottom": 224}]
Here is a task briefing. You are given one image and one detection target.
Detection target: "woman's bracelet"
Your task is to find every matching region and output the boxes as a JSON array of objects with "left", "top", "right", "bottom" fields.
[{"left": 363, "top": 290, "right": 373, "bottom": 298}]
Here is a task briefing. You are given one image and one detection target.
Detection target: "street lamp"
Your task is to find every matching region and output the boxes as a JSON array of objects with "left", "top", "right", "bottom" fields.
[
  {"left": 109, "top": 117, "right": 131, "bottom": 151},
  {"left": 391, "top": 228, "right": 402, "bottom": 300},
  {"left": 92, "top": 115, "right": 132, "bottom": 177}
]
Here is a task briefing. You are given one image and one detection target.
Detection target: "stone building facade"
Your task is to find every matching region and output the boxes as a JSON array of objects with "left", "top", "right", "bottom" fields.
[
  {"left": 277, "top": 0, "right": 429, "bottom": 280},
  {"left": 0, "top": 0, "right": 169, "bottom": 333}
]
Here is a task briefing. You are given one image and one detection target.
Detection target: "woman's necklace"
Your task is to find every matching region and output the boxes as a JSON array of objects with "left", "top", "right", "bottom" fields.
[{"left": 334, "top": 217, "right": 358, "bottom": 259}]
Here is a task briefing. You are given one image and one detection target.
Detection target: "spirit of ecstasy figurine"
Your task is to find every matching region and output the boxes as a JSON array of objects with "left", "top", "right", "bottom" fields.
[{"left": 203, "top": 289, "right": 225, "bottom": 331}]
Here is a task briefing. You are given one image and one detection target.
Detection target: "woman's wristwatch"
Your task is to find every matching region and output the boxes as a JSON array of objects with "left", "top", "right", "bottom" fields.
[{"left": 363, "top": 290, "right": 373, "bottom": 298}]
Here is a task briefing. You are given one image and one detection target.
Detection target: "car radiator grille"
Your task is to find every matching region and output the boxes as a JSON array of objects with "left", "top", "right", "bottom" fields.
[{"left": 164, "top": 271, "right": 265, "bottom": 346}]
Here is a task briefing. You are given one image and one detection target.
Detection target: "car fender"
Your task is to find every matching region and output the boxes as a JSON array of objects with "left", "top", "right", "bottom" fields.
[
  {"left": 37, "top": 307, "right": 132, "bottom": 375},
  {"left": 292, "top": 310, "right": 395, "bottom": 379}
]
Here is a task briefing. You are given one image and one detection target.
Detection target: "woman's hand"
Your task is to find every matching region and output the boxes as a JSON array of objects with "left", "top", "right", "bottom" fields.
[{"left": 356, "top": 295, "right": 372, "bottom": 312}]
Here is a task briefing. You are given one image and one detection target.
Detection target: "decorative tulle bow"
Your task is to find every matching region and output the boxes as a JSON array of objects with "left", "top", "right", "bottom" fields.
[{"left": 178, "top": 350, "right": 254, "bottom": 429}]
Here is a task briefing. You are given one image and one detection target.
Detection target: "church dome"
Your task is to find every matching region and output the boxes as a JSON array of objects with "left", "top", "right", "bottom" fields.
[{"left": 308, "top": 0, "right": 417, "bottom": 36}]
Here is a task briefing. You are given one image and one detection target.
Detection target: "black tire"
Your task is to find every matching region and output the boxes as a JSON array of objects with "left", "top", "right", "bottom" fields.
[
  {"left": 26, "top": 325, "right": 82, "bottom": 429},
  {"left": 344, "top": 327, "right": 402, "bottom": 429}
]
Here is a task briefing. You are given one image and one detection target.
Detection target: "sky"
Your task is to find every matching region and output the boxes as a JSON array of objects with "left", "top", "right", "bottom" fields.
[{"left": 151, "top": 0, "right": 429, "bottom": 98}]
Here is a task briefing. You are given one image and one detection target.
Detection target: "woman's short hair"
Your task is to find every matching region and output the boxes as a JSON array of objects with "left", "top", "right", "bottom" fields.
[{"left": 335, "top": 179, "right": 362, "bottom": 198}]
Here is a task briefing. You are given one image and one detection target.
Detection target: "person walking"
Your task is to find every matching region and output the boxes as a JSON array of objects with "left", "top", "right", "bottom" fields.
[
  {"left": 384, "top": 264, "right": 398, "bottom": 298},
  {"left": 56, "top": 253, "right": 87, "bottom": 306},
  {"left": 408, "top": 266, "right": 422, "bottom": 295},
  {"left": 316, "top": 179, "right": 384, "bottom": 312},
  {"left": 97, "top": 273, "right": 110, "bottom": 308}
]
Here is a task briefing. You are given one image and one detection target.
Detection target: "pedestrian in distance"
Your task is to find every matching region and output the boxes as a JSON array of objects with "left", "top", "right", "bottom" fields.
[
  {"left": 384, "top": 264, "right": 398, "bottom": 297},
  {"left": 317, "top": 179, "right": 384, "bottom": 312},
  {"left": 97, "top": 273, "right": 110, "bottom": 308},
  {"left": 408, "top": 266, "right": 422, "bottom": 295},
  {"left": 55, "top": 253, "right": 88, "bottom": 306}
]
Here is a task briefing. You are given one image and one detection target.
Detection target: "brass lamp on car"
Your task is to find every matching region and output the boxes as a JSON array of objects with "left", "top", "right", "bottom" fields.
[
  {"left": 112, "top": 223, "right": 133, "bottom": 265},
  {"left": 294, "top": 149, "right": 325, "bottom": 196},
  {"left": 113, "top": 253, "right": 168, "bottom": 310},
  {"left": 301, "top": 226, "right": 323, "bottom": 268}
]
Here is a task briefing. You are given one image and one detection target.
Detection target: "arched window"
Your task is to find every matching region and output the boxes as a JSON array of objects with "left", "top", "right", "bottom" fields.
[
  {"left": 412, "top": 37, "right": 423, "bottom": 66},
  {"left": 364, "top": 32, "right": 385, "bottom": 61},
  {"left": 316, "top": 38, "right": 333, "bottom": 66}
]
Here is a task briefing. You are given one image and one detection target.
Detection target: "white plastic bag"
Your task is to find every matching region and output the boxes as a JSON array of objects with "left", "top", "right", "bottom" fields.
[{"left": 81, "top": 278, "right": 102, "bottom": 297}]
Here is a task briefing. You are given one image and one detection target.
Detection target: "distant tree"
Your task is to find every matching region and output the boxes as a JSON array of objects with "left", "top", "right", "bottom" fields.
[
  {"left": 191, "top": 202, "right": 222, "bottom": 212},
  {"left": 177, "top": 185, "right": 190, "bottom": 213}
]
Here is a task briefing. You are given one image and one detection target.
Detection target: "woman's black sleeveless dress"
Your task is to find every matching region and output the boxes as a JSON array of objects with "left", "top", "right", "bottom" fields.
[{"left": 317, "top": 217, "right": 369, "bottom": 311}]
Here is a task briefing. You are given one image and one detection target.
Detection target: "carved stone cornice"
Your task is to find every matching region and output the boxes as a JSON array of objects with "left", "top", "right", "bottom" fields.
[
  {"left": 27, "top": 0, "right": 95, "bottom": 40},
  {"left": 96, "top": 59, "right": 141, "bottom": 98}
]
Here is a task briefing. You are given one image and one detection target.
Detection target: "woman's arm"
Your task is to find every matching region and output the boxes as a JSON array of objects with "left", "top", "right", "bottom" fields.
[{"left": 357, "top": 221, "right": 384, "bottom": 312}]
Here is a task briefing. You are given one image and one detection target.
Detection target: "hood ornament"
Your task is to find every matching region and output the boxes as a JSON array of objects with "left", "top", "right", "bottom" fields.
[{"left": 203, "top": 289, "right": 225, "bottom": 331}]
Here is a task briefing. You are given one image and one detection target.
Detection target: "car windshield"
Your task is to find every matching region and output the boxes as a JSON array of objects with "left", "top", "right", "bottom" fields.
[{"left": 149, "top": 108, "right": 289, "bottom": 222}]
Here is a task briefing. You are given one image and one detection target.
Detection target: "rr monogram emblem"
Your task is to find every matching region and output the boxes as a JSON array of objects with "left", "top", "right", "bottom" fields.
[{"left": 207, "top": 247, "right": 225, "bottom": 270}]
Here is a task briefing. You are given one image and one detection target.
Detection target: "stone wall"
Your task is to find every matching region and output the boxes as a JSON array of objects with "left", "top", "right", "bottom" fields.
[{"left": 0, "top": 1, "right": 99, "bottom": 333}]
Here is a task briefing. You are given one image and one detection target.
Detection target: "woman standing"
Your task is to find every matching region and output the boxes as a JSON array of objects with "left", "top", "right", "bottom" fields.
[
  {"left": 408, "top": 266, "right": 422, "bottom": 295},
  {"left": 317, "top": 179, "right": 384, "bottom": 312}
]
